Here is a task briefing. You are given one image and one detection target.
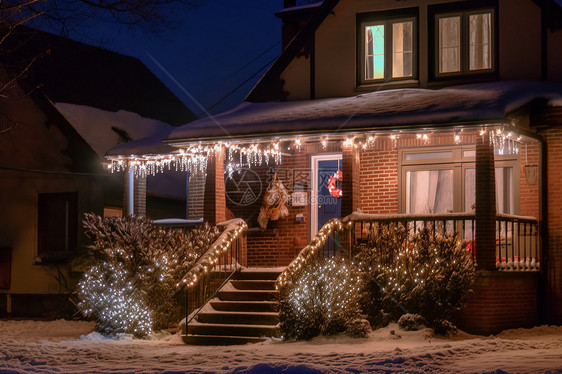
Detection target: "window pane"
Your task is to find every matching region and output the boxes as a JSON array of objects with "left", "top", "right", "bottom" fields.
[
  {"left": 392, "top": 21, "right": 413, "bottom": 78},
  {"left": 464, "top": 167, "right": 513, "bottom": 214},
  {"left": 439, "top": 16, "right": 460, "bottom": 73},
  {"left": 406, "top": 169, "right": 453, "bottom": 214},
  {"left": 365, "top": 25, "right": 384, "bottom": 80},
  {"left": 405, "top": 151, "right": 453, "bottom": 161},
  {"left": 469, "top": 13, "right": 492, "bottom": 70},
  {"left": 38, "top": 192, "right": 78, "bottom": 254}
]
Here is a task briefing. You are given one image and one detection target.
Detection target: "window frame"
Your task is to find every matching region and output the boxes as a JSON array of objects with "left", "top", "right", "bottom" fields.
[
  {"left": 37, "top": 192, "right": 78, "bottom": 261},
  {"left": 429, "top": 0, "right": 498, "bottom": 82},
  {"left": 357, "top": 8, "right": 418, "bottom": 86},
  {"left": 398, "top": 145, "right": 520, "bottom": 215}
]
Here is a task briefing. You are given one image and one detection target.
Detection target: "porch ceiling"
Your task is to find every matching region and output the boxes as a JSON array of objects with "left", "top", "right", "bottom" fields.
[{"left": 166, "top": 81, "right": 562, "bottom": 144}]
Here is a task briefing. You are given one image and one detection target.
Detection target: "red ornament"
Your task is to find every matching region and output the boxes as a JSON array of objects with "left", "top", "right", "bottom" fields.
[{"left": 327, "top": 170, "right": 343, "bottom": 198}]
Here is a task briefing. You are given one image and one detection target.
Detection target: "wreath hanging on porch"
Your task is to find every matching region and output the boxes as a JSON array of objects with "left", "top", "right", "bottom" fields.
[
  {"left": 257, "top": 172, "right": 289, "bottom": 229},
  {"left": 327, "top": 170, "right": 343, "bottom": 198}
]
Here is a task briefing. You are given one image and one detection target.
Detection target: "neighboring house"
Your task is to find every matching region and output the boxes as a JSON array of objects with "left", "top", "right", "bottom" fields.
[
  {"left": 107, "top": 0, "right": 562, "bottom": 335},
  {"left": 0, "top": 27, "right": 195, "bottom": 317}
]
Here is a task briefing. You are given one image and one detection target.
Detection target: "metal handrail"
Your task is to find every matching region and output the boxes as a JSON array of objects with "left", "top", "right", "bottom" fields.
[
  {"left": 276, "top": 218, "right": 344, "bottom": 289},
  {"left": 179, "top": 218, "right": 247, "bottom": 335}
]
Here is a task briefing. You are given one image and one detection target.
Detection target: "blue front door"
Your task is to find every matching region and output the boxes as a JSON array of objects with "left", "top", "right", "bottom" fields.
[{"left": 317, "top": 159, "right": 342, "bottom": 256}]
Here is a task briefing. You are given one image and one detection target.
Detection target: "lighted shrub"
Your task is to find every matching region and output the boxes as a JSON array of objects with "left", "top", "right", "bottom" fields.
[
  {"left": 77, "top": 214, "right": 220, "bottom": 337},
  {"left": 279, "top": 257, "right": 369, "bottom": 340},
  {"left": 355, "top": 224, "right": 475, "bottom": 333}
]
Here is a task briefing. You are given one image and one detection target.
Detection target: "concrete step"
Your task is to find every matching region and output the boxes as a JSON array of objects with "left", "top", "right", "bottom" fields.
[
  {"left": 234, "top": 269, "right": 283, "bottom": 281},
  {"left": 209, "top": 300, "right": 278, "bottom": 312},
  {"left": 196, "top": 311, "right": 279, "bottom": 325},
  {"left": 182, "top": 334, "right": 267, "bottom": 345},
  {"left": 187, "top": 322, "right": 280, "bottom": 338},
  {"left": 230, "top": 279, "right": 277, "bottom": 290},
  {"left": 217, "top": 289, "right": 279, "bottom": 302}
]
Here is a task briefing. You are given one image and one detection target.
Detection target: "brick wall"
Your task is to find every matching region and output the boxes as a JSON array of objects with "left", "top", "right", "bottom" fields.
[
  {"left": 542, "top": 126, "right": 562, "bottom": 324},
  {"left": 188, "top": 172, "right": 205, "bottom": 219},
  {"left": 244, "top": 150, "right": 311, "bottom": 267},
  {"left": 359, "top": 148, "right": 399, "bottom": 214},
  {"left": 533, "top": 107, "right": 562, "bottom": 324},
  {"left": 204, "top": 148, "right": 226, "bottom": 225},
  {"left": 456, "top": 271, "right": 539, "bottom": 335},
  {"left": 519, "top": 142, "right": 540, "bottom": 219}
]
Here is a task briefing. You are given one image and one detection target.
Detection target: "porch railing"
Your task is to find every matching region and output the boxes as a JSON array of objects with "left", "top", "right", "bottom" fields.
[
  {"left": 175, "top": 218, "right": 247, "bottom": 334},
  {"left": 496, "top": 213, "right": 540, "bottom": 271},
  {"left": 276, "top": 218, "right": 343, "bottom": 289},
  {"left": 277, "top": 211, "right": 539, "bottom": 288}
]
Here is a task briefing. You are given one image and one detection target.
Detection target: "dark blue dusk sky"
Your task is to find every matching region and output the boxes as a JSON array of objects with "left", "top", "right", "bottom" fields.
[
  {"left": 36, "top": 0, "right": 562, "bottom": 122},
  {"left": 41, "top": 1, "right": 284, "bottom": 119}
]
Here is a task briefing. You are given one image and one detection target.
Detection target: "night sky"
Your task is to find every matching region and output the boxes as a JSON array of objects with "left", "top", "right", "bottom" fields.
[
  {"left": 38, "top": 0, "right": 284, "bottom": 119},
  {"left": 33, "top": 0, "right": 562, "bottom": 122}
]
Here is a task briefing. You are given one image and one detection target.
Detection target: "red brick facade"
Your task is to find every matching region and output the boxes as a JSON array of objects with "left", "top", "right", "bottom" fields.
[
  {"left": 359, "top": 148, "right": 399, "bottom": 214},
  {"left": 542, "top": 125, "right": 562, "bottom": 324},
  {"left": 456, "top": 271, "right": 539, "bottom": 335},
  {"left": 200, "top": 128, "right": 559, "bottom": 331}
]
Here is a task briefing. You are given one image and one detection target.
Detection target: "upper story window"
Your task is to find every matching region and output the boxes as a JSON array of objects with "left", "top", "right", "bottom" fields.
[
  {"left": 358, "top": 9, "right": 417, "bottom": 85},
  {"left": 433, "top": 6, "right": 495, "bottom": 77}
]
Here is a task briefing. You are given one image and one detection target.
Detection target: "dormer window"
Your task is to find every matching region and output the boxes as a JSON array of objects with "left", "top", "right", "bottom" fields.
[
  {"left": 358, "top": 10, "right": 417, "bottom": 85},
  {"left": 435, "top": 8, "right": 494, "bottom": 76}
]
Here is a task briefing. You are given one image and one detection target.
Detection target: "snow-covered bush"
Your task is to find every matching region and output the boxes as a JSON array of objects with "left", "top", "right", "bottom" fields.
[
  {"left": 279, "top": 257, "right": 367, "bottom": 340},
  {"left": 397, "top": 313, "right": 426, "bottom": 331},
  {"left": 355, "top": 224, "right": 475, "bottom": 334},
  {"left": 78, "top": 214, "right": 220, "bottom": 337}
]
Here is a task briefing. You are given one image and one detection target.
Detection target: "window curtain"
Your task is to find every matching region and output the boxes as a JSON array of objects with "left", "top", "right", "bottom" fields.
[
  {"left": 469, "top": 13, "right": 491, "bottom": 70},
  {"left": 408, "top": 170, "right": 453, "bottom": 214}
]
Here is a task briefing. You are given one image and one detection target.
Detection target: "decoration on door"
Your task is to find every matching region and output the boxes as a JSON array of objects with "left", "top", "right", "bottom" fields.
[
  {"left": 327, "top": 170, "right": 343, "bottom": 198},
  {"left": 257, "top": 173, "right": 289, "bottom": 229}
]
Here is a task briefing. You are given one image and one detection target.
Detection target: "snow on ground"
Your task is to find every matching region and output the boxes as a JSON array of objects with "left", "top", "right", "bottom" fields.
[{"left": 1, "top": 320, "right": 562, "bottom": 373}]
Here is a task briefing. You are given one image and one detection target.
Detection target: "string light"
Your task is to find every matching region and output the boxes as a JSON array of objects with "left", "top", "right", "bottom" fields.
[
  {"left": 176, "top": 220, "right": 247, "bottom": 288},
  {"left": 107, "top": 125, "right": 530, "bottom": 178}
]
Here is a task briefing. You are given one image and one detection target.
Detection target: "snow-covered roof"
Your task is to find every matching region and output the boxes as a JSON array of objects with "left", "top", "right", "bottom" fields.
[
  {"left": 53, "top": 102, "right": 173, "bottom": 158},
  {"left": 167, "top": 81, "right": 562, "bottom": 143}
]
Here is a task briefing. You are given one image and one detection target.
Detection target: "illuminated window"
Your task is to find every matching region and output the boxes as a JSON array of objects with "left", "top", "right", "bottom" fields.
[
  {"left": 436, "top": 9, "right": 494, "bottom": 76},
  {"left": 359, "top": 12, "right": 416, "bottom": 84}
]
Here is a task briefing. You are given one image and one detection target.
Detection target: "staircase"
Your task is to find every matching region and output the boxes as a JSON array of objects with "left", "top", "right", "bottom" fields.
[{"left": 182, "top": 268, "right": 283, "bottom": 345}]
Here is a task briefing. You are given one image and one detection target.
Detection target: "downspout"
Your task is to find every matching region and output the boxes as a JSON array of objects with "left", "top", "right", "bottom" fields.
[{"left": 539, "top": 138, "right": 550, "bottom": 323}]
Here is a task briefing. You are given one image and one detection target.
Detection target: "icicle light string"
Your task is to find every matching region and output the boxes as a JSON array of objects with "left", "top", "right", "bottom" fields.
[{"left": 108, "top": 126, "right": 528, "bottom": 178}]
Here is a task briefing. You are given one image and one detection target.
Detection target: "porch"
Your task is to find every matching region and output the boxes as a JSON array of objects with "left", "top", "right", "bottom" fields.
[{"left": 104, "top": 81, "right": 556, "bottom": 338}]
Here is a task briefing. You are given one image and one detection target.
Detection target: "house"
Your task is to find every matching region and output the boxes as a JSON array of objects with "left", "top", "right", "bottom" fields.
[
  {"left": 106, "top": 0, "right": 562, "bottom": 338},
  {"left": 0, "top": 27, "right": 195, "bottom": 317}
]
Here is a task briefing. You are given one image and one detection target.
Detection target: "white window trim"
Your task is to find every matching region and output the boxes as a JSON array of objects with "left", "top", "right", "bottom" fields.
[{"left": 398, "top": 145, "right": 519, "bottom": 215}]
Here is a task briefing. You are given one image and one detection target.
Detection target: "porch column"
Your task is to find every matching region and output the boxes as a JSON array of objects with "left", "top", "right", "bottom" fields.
[
  {"left": 123, "top": 169, "right": 146, "bottom": 216},
  {"left": 475, "top": 136, "right": 496, "bottom": 270},
  {"left": 203, "top": 146, "right": 226, "bottom": 225},
  {"left": 341, "top": 140, "right": 361, "bottom": 217}
]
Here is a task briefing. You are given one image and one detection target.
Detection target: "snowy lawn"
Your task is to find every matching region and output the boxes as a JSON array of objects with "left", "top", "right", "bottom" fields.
[{"left": 1, "top": 320, "right": 562, "bottom": 373}]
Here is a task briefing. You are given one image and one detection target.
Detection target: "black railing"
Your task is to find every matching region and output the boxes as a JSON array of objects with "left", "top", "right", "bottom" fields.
[
  {"left": 177, "top": 219, "right": 247, "bottom": 334},
  {"left": 277, "top": 211, "right": 540, "bottom": 288},
  {"left": 496, "top": 213, "right": 539, "bottom": 270}
]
